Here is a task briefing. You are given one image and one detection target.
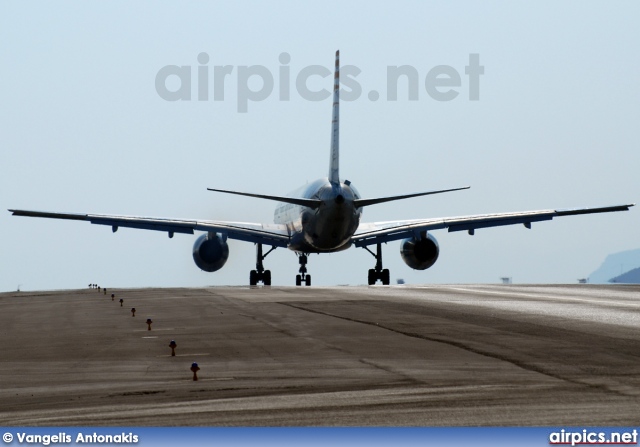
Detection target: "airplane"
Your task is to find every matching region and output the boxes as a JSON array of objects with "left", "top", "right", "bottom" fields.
[{"left": 9, "top": 51, "right": 635, "bottom": 286}]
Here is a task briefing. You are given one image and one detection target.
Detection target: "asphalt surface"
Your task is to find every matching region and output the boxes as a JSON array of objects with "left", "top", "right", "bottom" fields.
[{"left": 1, "top": 284, "right": 639, "bottom": 426}]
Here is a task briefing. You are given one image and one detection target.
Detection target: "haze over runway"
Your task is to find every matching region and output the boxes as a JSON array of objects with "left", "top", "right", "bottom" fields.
[{"left": 1, "top": 285, "right": 639, "bottom": 426}]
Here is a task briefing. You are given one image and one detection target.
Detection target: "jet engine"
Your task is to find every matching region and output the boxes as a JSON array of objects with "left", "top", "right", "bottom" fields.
[
  {"left": 192, "top": 232, "right": 229, "bottom": 272},
  {"left": 400, "top": 233, "right": 439, "bottom": 270}
]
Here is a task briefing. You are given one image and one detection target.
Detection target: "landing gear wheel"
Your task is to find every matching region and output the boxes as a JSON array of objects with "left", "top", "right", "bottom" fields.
[
  {"left": 249, "top": 243, "right": 277, "bottom": 286},
  {"left": 365, "top": 243, "right": 391, "bottom": 285},
  {"left": 295, "top": 253, "right": 311, "bottom": 286},
  {"left": 263, "top": 270, "right": 271, "bottom": 286},
  {"left": 382, "top": 269, "right": 390, "bottom": 285}
]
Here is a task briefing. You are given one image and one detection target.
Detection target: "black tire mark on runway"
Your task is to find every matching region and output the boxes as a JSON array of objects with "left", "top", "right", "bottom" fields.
[
  {"left": 356, "top": 358, "right": 423, "bottom": 386},
  {"left": 279, "top": 302, "right": 626, "bottom": 396}
]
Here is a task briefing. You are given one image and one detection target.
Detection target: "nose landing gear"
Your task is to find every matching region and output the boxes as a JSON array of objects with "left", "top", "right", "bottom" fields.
[
  {"left": 250, "top": 243, "right": 276, "bottom": 286},
  {"left": 364, "top": 242, "right": 390, "bottom": 285},
  {"left": 295, "top": 253, "right": 311, "bottom": 286}
]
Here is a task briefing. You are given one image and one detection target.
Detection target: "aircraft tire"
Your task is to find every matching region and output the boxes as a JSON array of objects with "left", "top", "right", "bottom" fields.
[
  {"left": 264, "top": 270, "right": 271, "bottom": 286},
  {"left": 250, "top": 270, "right": 257, "bottom": 286},
  {"left": 306, "top": 275, "right": 311, "bottom": 286},
  {"left": 296, "top": 274, "right": 302, "bottom": 286},
  {"left": 367, "top": 269, "right": 375, "bottom": 285},
  {"left": 382, "top": 269, "right": 390, "bottom": 285}
]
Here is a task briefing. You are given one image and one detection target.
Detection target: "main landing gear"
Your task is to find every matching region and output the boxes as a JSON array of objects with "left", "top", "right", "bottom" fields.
[
  {"left": 364, "top": 242, "right": 390, "bottom": 285},
  {"left": 250, "top": 243, "right": 276, "bottom": 286},
  {"left": 295, "top": 253, "right": 311, "bottom": 286}
]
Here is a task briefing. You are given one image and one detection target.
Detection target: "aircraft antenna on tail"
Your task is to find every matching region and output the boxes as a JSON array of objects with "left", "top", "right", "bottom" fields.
[{"left": 328, "top": 50, "right": 340, "bottom": 184}]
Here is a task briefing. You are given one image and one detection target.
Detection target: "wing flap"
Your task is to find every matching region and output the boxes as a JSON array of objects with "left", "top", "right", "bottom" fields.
[
  {"left": 89, "top": 216, "right": 196, "bottom": 235},
  {"left": 554, "top": 204, "right": 633, "bottom": 216},
  {"left": 445, "top": 211, "right": 555, "bottom": 233},
  {"left": 10, "top": 209, "right": 88, "bottom": 221}
]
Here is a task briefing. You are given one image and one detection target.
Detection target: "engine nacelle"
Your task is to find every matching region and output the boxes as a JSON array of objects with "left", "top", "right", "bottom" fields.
[
  {"left": 192, "top": 232, "right": 229, "bottom": 272},
  {"left": 400, "top": 233, "right": 439, "bottom": 270}
]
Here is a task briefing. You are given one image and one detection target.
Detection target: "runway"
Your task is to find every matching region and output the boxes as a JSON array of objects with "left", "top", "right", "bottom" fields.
[{"left": 1, "top": 284, "right": 639, "bottom": 426}]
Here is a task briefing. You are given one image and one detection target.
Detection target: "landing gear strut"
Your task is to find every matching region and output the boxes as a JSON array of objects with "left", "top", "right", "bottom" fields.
[
  {"left": 364, "top": 242, "right": 390, "bottom": 285},
  {"left": 250, "top": 243, "right": 276, "bottom": 286},
  {"left": 295, "top": 253, "right": 311, "bottom": 286}
]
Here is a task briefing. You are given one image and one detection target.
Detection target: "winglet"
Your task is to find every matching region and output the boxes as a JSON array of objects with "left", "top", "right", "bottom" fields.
[{"left": 328, "top": 50, "right": 340, "bottom": 184}]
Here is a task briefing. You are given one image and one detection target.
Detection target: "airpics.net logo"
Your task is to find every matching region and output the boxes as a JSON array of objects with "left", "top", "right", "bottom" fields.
[
  {"left": 549, "top": 429, "right": 639, "bottom": 446},
  {"left": 155, "top": 52, "right": 484, "bottom": 112}
]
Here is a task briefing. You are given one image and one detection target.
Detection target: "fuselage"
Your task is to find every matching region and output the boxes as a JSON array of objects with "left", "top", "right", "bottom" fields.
[{"left": 274, "top": 178, "right": 362, "bottom": 253}]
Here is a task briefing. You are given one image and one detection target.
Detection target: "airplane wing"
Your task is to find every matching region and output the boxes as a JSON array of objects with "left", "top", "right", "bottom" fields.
[
  {"left": 8, "top": 209, "right": 291, "bottom": 247},
  {"left": 352, "top": 204, "right": 634, "bottom": 247}
]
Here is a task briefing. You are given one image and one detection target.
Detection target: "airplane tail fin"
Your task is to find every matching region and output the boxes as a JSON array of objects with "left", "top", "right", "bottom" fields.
[{"left": 328, "top": 50, "right": 340, "bottom": 184}]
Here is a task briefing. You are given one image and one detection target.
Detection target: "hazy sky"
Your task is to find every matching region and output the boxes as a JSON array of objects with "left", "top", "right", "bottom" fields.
[{"left": 1, "top": 1, "right": 638, "bottom": 291}]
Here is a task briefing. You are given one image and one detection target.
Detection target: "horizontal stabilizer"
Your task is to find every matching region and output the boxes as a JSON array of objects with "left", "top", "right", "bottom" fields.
[
  {"left": 207, "top": 188, "right": 322, "bottom": 209},
  {"left": 354, "top": 186, "right": 470, "bottom": 208}
]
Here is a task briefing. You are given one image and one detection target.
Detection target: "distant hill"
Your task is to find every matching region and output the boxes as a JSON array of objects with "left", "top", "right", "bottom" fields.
[
  {"left": 609, "top": 267, "right": 640, "bottom": 284},
  {"left": 588, "top": 248, "right": 640, "bottom": 284}
]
